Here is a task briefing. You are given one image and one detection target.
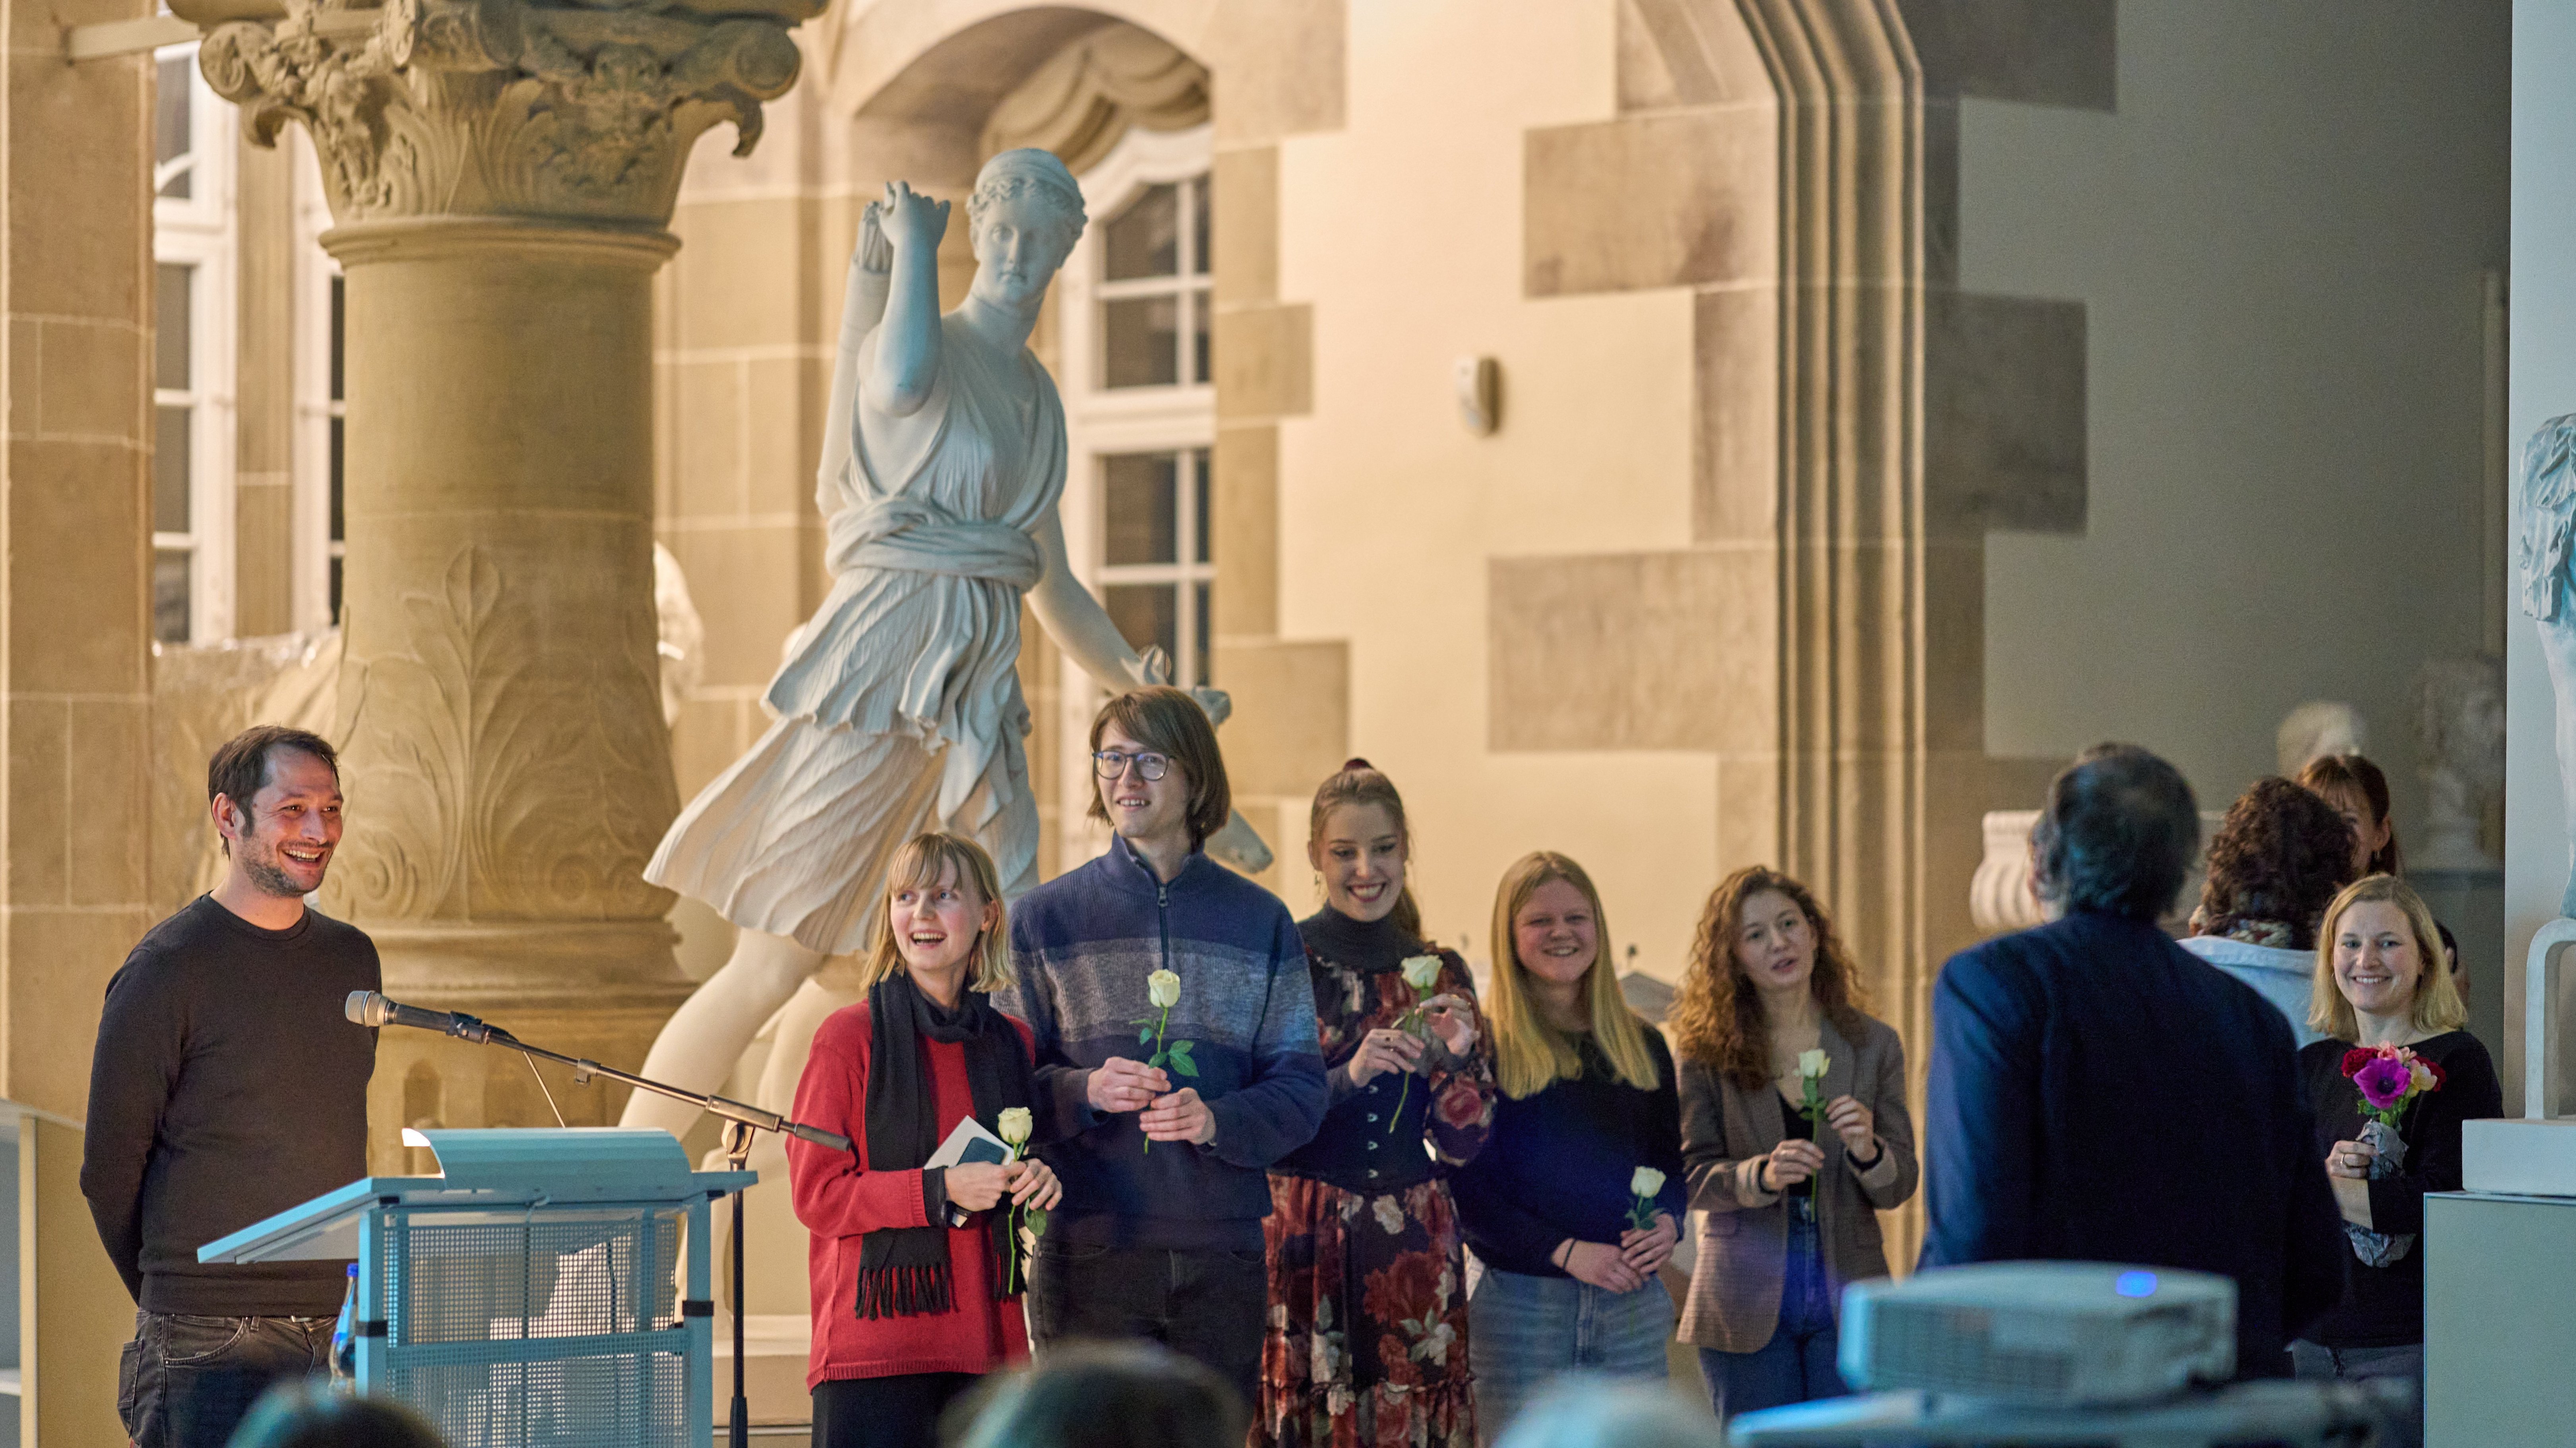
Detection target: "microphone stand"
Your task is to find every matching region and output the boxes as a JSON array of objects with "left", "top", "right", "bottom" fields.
[{"left": 413, "top": 1009, "right": 846, "bottom": 1448}]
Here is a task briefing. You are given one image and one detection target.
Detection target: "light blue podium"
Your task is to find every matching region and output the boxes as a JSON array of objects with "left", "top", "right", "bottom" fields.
[{"left": 199, "top": 1129, "right": 756, "bottom": 1448}]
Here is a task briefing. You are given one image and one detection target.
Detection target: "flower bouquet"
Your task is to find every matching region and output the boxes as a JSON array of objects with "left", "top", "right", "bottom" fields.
[
  {"left": 1384, "top": 954, "right": 1444, "bottom": 1135},
  {"left": 2338, "top": 1043, "right": 2445, "bottom": 1266}
]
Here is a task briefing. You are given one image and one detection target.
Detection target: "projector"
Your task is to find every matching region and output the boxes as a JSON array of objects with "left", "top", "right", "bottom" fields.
[{"left": 1838, "top": 1262, "right": 2235, "bottom": 1407}]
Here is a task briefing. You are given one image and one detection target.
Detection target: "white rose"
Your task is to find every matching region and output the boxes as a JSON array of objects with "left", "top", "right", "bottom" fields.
[
  {"left": 1147, "top": 969, "right": 1181, "bottom": 1009},
  {"left": 1796, "top": 1049, "right": 1829, "bottom": 1079},
  {"left": 996, "top": 1107, "right": 1032, "bottom": 1148},
  {"left": 1400, "top": 954, "right": 1443, "bottom": 993},
  {"left": 1629, "top": 1166, "right": 1666, "bottom": 1199}
]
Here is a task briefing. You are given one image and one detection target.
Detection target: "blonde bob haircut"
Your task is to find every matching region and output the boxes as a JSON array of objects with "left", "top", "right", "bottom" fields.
[
  {"left": 855, "top": 832, "right": 1013, "bottom": 996},
  {"left": 2308, "top": 873, "right": 2465, "bottom": 1040},
  {"left": 1485, "top": 851, "right": 1661, "bottom": 1100}
]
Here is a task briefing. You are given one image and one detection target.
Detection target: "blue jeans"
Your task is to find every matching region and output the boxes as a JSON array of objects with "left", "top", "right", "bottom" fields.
[
  {"left": 2291, "top": 1339, "right": 2421, "bottom": 1448},
  {"left": 117, "top": 1310, "right": 333, "bottom": 1448},
  {"left": 1467, "top": 1265, "right": 1671, "bottom": 1440},
  {"left": 1701, "top": 1208, "right": 1847, "bottom": 1422}
]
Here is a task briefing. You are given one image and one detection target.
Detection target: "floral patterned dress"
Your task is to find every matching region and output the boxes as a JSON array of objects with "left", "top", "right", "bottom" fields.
[{"left": 1258, "top": 907, "right": 1498, "bottom": 1448}]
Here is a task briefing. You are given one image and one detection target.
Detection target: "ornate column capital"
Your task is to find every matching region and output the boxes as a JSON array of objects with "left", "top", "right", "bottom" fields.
[{"left": 196, "top": 0, "right": 805, "bottom": 228}]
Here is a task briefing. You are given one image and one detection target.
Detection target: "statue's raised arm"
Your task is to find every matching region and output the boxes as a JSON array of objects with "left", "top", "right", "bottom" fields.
[{"left": 622, "top": 149, "right": 1267, "bottom": 1140}]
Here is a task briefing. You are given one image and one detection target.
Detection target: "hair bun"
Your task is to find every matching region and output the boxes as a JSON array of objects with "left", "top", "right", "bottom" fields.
[{"left": 1342, "top": 757, "right": 1375, "bottom": 773}]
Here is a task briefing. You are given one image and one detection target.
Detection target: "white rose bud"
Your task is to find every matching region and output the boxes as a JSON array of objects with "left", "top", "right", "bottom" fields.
[
  {"left": 1797, "top": 1049, "right": 1829, "bottom": 1079},
  {"left": 1400, "top": 955, "right": 1443, "bottom": 993},
  {"left": 1630, "top": 1166, "right": 1666, "bottom": 1199},
  {"left": 1147, "top": 969, "right": 1182, "bottom": 1009},
  {"left": 997, "top": 1107, "right": 1032, "bottom": 1148}
]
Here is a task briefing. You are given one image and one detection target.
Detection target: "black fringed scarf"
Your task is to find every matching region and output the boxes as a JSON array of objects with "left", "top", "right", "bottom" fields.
[{"left": 857, "top": 971, "right": 1036, "bottom": 1319}]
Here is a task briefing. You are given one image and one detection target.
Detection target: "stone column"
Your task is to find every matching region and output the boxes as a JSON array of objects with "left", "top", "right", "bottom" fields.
[{"left": 189, "top": 0, "right": 808, "bottom": 1168}]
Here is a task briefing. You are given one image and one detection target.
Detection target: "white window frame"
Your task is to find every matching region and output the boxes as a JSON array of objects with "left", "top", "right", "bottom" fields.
[
  {"left": 151, "top": 42, "right": 238, "bottom": 646},
  {"left": 288, "top": 129, "right": 345, "bottom": 633},
  {"left": 1053, "top": 123, "right": 1216, "bottom": 863}
]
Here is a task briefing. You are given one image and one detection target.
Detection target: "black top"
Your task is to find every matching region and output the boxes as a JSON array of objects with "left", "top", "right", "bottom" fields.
[
  {"left": 1450, "top": 1030, "right": 1686, "bottom": 1278},
  {"left": 2296, "top": 1030, "right": 2502, "bottom": 1349},
  {"left": 1919, "top": 911, "right": 2346, "bottom": 1378},
  {"left": 1773, "top": 1090, "right": 1814, "bottom": 1200},
  {"left": 1272, "top": 908, "right": 1496, "bottom": 1194},
  {"left": 80, "top": 896, "right": 380, "bottom": 1314}
]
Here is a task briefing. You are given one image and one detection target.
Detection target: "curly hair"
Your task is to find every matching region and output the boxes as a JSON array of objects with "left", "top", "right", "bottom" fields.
[
  {"left": 2195, "top": 777, "right": 2358, "bottom": 950},
  {"left": 1667, "top": 866, "right": 1872, "bottom": 1091}
]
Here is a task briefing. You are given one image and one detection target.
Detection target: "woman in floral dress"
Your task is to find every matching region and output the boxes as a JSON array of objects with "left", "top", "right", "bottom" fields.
[{"left": 1258, "top": 760, "right": 1496, "bottom": 1448}]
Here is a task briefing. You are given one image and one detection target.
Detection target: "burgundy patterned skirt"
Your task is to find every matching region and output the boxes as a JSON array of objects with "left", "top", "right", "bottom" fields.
[{"left": 1256, "top": 1174, "right": 1476, "bottom": 1448}]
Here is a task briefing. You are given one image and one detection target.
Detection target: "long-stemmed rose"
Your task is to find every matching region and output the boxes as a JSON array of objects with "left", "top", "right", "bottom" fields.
[
  {"left": 1131, "top": 968, "right": 1196, "bottom": 1153},
  {"left": 1626, "top": 1166, "right": 1667, "bottom": 1232},
  {"left": 996, "top": 1107, "right": 1042, "bottom": 1292},
  {"left": 1383, "top": 954, "right": 1445, "bottom": 1135},
  {"left": 1794, "top": 1049, "right": 1830, "bottom": 1143}
]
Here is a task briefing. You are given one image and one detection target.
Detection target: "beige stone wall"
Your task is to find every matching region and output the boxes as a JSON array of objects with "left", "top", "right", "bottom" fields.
[{"left": 3, "top": 0, "right": 161, "bottom": 1122}]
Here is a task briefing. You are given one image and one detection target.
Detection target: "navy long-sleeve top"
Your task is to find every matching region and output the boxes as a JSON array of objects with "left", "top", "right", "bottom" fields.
[
  {"left": 2298, "top": 1030, "right": 2501, "bottom": 1349},
  {"left": 998, "top": 837, "right": 1328, "bottom": 1252},
  {"left": 1919, "top": 910, "right": 2346, "bottom": 1377},
  {"left": 1452, "top": 1027, "right": 1687, "bottom": 1278}
]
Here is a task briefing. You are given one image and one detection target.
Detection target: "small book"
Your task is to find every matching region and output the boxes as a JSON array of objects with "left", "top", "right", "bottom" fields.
[
  {"left": 926, "top": 1115, "right": 1010, "bottom": 1169},
  {"left": 925, "top": 1116, "right": 1012, "bottom": 1228}
]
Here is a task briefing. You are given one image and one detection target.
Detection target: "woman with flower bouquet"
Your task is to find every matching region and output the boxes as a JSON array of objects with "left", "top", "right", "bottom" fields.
[
  {"left": 1259, "top": 761, "right": 1497, "bottom": 1448},
  {"left": 2293, "top": 874, "right": 2498, "bottom": 1430},
  {"left": 784, "top": 833, "right": 1063, "bottom": 1448},
  {"left": 1665, "top": 867, "right": 1917, "bottom": 1423}
]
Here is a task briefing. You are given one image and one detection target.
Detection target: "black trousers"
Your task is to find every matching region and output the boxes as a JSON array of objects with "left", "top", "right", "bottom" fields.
[
  {"left": 811, "top": 1372, "right": 981, "bottom": 1448},
  {"left": 118, "top": 1310, "right": 332, "bottom": 1448},
  {"left": 1024, "top": 1241, "right": 1267, "bottom": 1415}
]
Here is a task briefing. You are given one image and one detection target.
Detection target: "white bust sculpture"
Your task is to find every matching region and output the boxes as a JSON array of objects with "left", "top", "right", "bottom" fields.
[
  {"left": 2524, "top": 415, "right": 2576, "bottom": 912},
  {"left": 2276, "top": 700, "right": 2368, "bottom": 778},
  {"left": 2413, "top": 654, "right": 2505, "bottom": 872},
  {"left": 623, "top": 150, "right": 1269, "bottom": 1136}
]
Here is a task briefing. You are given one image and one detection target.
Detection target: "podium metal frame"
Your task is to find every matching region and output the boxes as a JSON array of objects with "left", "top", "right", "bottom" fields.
[{"left": 200, "top": 1129, "right": 755, "bottom": 1448}]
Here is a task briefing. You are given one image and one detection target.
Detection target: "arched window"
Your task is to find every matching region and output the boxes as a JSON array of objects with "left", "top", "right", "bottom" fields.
[
  {"left": 1053, "top": 122, "right": 1216, "bottom": 858},
  {"left": 150, "top": 45, "right": 237, "bottom": 644}
]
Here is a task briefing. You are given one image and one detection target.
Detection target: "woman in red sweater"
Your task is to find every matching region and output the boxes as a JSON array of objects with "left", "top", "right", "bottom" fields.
[{"left": 787, "top": 832, "right": 1062, "bottom": 1448}]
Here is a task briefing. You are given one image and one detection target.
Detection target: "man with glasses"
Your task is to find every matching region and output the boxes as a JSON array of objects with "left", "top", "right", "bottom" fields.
[{"left": 1000, "top": 686, "right": 1327, "bottom": 1411}]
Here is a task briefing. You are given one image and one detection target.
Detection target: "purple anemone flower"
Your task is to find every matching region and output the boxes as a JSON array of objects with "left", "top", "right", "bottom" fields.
[{"left": 2353, "top": 1056, "right": 2414, "bottom": 1111}]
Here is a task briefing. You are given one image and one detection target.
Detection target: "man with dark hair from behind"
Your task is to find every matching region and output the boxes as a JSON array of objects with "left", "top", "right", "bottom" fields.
[
  {"left": 81, "top": 725, "right": 381, "bottom": 1448},
  {"left": 1918, "top": 744, "right": 2344, "bottom": 1379}
]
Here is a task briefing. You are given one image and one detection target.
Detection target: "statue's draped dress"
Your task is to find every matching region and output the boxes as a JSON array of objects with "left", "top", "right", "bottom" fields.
[{"left": 645, "top": 311, "right": 1061, "bottom": 955}]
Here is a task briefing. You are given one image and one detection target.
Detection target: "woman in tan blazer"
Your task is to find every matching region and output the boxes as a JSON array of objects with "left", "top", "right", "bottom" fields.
[{"left": 1667, "top": 866, "right": 1918, "bottom": 1423}]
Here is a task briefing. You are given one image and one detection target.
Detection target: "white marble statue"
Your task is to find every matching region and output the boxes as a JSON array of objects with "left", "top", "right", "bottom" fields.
[
  {"left": 2275, "top": 700, "right": 2368, "bottom": 778},
  {"left": 2522, "top": 414, "right": 2576, "bottom": 913},
  {"left": 623, "top": 149, "right": 1269, "bottom": 1137},
  {"left": 2413, "top": 653, "right": 2505, "bottom": 871}
]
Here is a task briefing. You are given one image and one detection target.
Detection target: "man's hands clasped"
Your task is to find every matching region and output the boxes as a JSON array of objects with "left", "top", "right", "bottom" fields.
[{"left": 1088, "top": 1057, "right": 1217, "bottom": 1146}]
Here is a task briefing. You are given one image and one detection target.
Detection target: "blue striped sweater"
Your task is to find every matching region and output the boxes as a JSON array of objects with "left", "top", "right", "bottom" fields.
[{"left": 999, "top": 838, "right": 1327, "bottom": 1250}]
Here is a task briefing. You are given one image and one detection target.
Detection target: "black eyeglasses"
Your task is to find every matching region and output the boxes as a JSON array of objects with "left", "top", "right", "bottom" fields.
[{"left": 1093, "top": 749, "right": 1171, "bottom": 781}]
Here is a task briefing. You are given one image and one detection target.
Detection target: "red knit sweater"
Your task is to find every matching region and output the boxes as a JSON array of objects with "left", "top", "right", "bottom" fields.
[{"left": 786, "top": 1000, "right": 1035, "bottom": 1388}]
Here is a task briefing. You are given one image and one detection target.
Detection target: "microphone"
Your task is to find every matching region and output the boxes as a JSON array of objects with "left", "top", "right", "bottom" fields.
[{"left": 345, "top": 991, "right": 499, "bottom": 1045}]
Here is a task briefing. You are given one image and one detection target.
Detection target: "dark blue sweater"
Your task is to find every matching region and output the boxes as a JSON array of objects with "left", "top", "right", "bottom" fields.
[
  {"left": 1452, "top": 1030, "right": 1687, "bottom": 1277},
  {"left": 1919, "top": 911, "right": 2345, "bottom": 1376},
  {"left": 999, "top": 838, "right": 1327, "bottom": 1250}
]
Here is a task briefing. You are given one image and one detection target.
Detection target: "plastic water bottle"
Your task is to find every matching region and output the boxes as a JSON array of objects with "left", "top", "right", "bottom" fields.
[{"left": 328, "top": 1264, "right": 358, "bottom": 1386}]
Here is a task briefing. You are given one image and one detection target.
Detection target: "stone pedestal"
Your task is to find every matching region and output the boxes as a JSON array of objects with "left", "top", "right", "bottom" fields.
[{"left": 186, "top": 0, "right": 811, "bottom": 1169}]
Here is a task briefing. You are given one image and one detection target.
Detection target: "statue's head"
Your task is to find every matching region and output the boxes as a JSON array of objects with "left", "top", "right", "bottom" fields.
[{"left": 967, "top": 148, "right": 1087, "bottom": 312}]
